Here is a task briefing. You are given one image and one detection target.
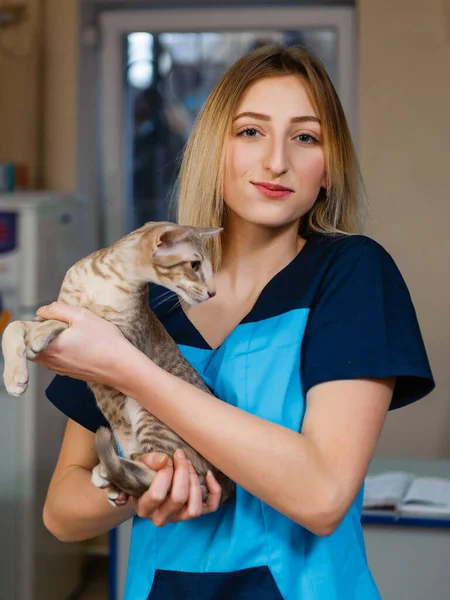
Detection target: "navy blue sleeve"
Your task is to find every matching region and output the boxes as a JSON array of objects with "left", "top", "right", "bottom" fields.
[
  {"left": 301, "top": 236, "right": 435, "bottom": 410},
  {"left": 46, "top": 375, "right": 109, "bottom": 432}
]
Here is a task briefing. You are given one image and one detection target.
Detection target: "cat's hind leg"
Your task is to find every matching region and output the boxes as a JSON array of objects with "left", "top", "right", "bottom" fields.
[
  {"left": 92, "top": 427, "right": 157, "bottom": 506},
  {"left": 91, "top": 462, "right": 129, "bottom": 507}
]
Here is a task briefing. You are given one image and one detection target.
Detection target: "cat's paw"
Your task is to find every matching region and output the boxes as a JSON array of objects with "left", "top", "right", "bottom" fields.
[
  {"left": 91, "top": 463, "right": 110, "bottom": 489},
  {"left": 199, "top": 477, "right": 208, "bottom": 503},
  {"left": 91, "top": 464, "right": 129, "bottom": 507},
  {"left": 4, "top": 362, "right": 29, "bottom": 397},
  {"left": 106, "top": 487, "right": 129, "bottom": 507},
  {"left": 25, "top": 321, "right": 67, "bottom": 359}
]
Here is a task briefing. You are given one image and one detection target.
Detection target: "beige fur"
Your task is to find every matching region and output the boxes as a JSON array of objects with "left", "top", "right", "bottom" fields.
[{"left": 2, "top": 222, "right": 235, "bottom": 506}]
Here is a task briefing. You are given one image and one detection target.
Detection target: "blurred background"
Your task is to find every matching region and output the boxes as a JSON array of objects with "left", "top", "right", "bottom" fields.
[{"left": 0, "top": 0, "right": 449, "bottom": 599}]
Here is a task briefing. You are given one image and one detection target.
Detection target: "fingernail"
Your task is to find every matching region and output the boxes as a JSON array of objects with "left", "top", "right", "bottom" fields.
[
  {"left": 175, "top": 449, "right": 185, "bottom": 460},
  {"left": 155, "top": 454, "right": 166, "bottom": 465},
  {"left": 207, "top": 470, "right": 213, "bottom": 477},
  {"left": 187, "top": 460, "right": 195, "bottom": 474},
  {"left": 37, "top": 305, "right": 47, "bottom": 314}
]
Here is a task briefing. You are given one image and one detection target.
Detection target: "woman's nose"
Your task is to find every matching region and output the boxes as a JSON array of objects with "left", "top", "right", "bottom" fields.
[{"left": 264, "top": 139, "right": 289, "bottom": 176}]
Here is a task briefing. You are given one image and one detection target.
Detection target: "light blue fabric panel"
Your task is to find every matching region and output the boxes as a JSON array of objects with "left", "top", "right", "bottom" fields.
[{"left": 124, "top": 309, "right": 381, "bottom": 599}]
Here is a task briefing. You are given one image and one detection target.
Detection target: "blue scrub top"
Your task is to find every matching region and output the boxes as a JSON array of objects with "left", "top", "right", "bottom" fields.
[{"left": 46, "top": 233, "right": 434, "bottom": 600}]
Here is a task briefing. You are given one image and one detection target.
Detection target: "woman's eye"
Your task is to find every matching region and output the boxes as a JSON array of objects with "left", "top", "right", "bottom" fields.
[
  {"left": 191, "top": 261, "right": 201, "bottom": 272},
  {"left": 296, "top": 133, "right": 319, "bottom": 144},
  {"left": 238, "top": 128, "right": 260, "bottom": 137}
]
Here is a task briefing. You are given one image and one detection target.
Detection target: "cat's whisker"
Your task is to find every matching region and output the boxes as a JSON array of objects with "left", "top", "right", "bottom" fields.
[
  {"left": 151, "top": 289, "right": 174, "bottom": 303},
  {"left": 151, "top": 288, "right": 177, "bottom": 302},
  {"left": 151, "top": 290, "right": 178, "bottom": 310},
  {"left": 165, "top": 298, "right": 182, "bottom": 315},
  {"left": 151, "top": 288, "right": 174, "bottom": 301}
]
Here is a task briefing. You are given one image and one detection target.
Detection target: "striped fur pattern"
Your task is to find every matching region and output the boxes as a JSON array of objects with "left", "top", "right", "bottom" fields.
[{"left": 2, "top": 222, "right": 235, "bottom": 506}]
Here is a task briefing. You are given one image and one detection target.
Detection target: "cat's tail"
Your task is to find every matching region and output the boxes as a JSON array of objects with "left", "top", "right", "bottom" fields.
[{"left": 95, "top": 427, "right": 156, "bottom": 497}]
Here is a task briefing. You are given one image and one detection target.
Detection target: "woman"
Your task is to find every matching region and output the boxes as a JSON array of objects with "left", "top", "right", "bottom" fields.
[{"left": 40, "top": 45, "right": 434, "bottom": 599}]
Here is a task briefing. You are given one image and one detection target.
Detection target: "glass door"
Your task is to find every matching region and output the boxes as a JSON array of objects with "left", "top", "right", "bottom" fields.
[{"left": 100, "top": 7, "right": 356, "bottom": 245}]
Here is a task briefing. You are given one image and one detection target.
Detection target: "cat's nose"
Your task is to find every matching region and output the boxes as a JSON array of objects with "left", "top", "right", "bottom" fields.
[{"left": 207, "top": 290, "right": 216, "bottom": 298}]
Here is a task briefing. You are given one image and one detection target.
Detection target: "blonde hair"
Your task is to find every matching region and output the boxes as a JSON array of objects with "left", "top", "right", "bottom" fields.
[{"left": 176, "top": 44, "right": 369, "bottom": 270}]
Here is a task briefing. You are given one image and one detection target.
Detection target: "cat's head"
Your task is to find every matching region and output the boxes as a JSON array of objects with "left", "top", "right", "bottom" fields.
[{"left": 135, "top": 222, "right": 222, "bottom": 305}]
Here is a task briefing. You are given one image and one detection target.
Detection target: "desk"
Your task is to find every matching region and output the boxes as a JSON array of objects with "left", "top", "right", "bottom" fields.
[{"left": 362, "top": 457, "right": 450, "bottom": 600}]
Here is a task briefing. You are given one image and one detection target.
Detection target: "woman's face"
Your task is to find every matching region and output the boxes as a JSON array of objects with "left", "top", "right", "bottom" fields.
[{"left": 223, "top": 75, "right": 326, "bottom": 230}]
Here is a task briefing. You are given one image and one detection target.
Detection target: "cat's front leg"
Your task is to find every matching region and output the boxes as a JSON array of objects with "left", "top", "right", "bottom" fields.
[
  {"left": 24, "top": 318, "right": 69, "bottom": 359},
  {"left": 92, "top": 426, "right": 158, "bottom": 506},
  {"left": 2, "top": 321, "right": 30, "bottom": 396},
  {"left": 2, "top": 318, "right": 69, "bottom": 397}
]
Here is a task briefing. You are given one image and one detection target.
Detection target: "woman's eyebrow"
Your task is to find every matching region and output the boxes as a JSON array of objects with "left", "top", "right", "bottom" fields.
[{"left": 233, "top": 111, "right": 321, "bottom": 125}]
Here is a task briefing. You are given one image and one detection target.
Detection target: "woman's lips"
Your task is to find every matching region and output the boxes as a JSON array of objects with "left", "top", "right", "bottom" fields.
[{"left": 251, "top": 181, "right": 294, "bottom": 199}]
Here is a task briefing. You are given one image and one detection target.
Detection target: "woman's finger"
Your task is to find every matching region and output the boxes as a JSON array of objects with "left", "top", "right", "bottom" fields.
[
  {"left": 132, "top": 461, "right": 173, "bottom": 518},
  {"left": 137, "top": 452, "right": 170, "bottom": 471},
  {"left": 203, "top": 470, "right": 222, "bottom": 513},
  {"left": 171, "top": 461, "right": 203, "bottom": 523},
  {"left": 149, "top": 449, "right": 190, "bottom": 526},
  {"left": 36, "top": 302, "right": 87, "bottom": 324}
]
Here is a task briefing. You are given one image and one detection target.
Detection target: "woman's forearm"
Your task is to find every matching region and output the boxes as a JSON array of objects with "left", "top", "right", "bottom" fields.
[
  {"left": 113, "top": 346, "right": 340, "bottom": 535},
  {"left": 43, "top": 465, "right": 134, "bottom": 542}
]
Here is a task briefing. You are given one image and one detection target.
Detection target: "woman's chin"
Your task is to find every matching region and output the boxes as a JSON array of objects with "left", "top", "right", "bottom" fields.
[
  {"left": 233, "top": 212, "right": 301, "bottom": 230},
  {"left": 226, "top": 201, "right": 304, "bottom": 230}
]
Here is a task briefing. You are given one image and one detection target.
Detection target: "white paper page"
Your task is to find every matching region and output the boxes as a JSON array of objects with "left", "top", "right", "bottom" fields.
[
  {"left": 403, "top": 477, "right": 450, "bottom": 507},
  {"left": 400, "top": 504, "right": 450, "bottom": 518},
  {"left": 363, "top": 472, "right": 414, "bottom": 509}
]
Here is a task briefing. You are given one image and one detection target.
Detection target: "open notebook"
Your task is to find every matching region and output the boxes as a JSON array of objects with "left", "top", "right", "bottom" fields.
[{"left": 363, "top": 472, "right": 450, "bottom": 518}]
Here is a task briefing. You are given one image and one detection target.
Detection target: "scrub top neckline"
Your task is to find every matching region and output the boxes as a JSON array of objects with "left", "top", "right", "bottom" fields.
[{"left": 178, "top": 234, "right": 316, "bottom": 351}]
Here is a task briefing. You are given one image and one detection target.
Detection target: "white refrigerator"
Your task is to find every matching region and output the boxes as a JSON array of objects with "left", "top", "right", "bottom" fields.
[{"left": 0, "top": 192, "right": 94, "bottom": 600}]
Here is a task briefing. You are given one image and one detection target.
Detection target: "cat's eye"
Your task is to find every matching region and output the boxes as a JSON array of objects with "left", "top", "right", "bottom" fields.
[{"left": 190, "top": 261, "right": 201, "bottom": 272}]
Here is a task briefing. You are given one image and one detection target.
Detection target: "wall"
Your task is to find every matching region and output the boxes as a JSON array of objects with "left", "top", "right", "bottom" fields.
[
  {"left": 42, "top": 0, "right": 79, "bottom": 190},
  {"left": 0, "top": 0, "right": 79, "bottom": 189},
  {"left": 359, "top": 0, "right": 450, "bottom": 457},
  {"left": 0, "top": 0, "right": 41, "bottom": 186}
]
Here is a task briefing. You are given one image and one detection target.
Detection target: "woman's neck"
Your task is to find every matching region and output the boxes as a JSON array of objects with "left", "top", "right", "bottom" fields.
[{"left": 219, "top": 217, "right": 304, "bottom": 297}]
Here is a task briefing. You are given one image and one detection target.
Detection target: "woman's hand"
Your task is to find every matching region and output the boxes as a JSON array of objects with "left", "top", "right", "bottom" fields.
[
  {"left": 37, "top": 303, "right": 223, "bottom": 524},
  {"left": 34, "top": 302, "right": 131, "bottom": 387},
  {"left": 133, "top": 449, "right": 222, "bottom": 527}
]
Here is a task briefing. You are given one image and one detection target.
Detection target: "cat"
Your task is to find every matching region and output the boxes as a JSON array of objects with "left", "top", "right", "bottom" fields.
[{"left": 2, "top": 222, "right": 235, "bottom": 507}]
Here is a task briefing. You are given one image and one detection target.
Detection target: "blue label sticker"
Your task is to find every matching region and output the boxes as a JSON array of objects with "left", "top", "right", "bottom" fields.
[{"left": 0, "top": 212, "right": 18, "bottom": 254}]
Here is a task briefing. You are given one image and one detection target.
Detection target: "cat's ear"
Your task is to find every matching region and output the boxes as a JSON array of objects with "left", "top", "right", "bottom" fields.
[
  {"left": 152, "top": 225, "right": 187, "bottom": 252},
  {"left": 191, "top": 227, "right": 223, "bottom": 239}
]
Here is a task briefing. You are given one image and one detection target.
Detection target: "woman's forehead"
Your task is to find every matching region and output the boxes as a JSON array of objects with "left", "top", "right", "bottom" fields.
[{"left": 235, "top": 75, "right": 318, "bottom": 120}]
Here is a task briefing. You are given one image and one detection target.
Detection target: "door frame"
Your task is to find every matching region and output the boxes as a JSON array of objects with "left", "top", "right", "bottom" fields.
[{"left": 99, "top": 6, "right": 357, "bottom": 246}]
